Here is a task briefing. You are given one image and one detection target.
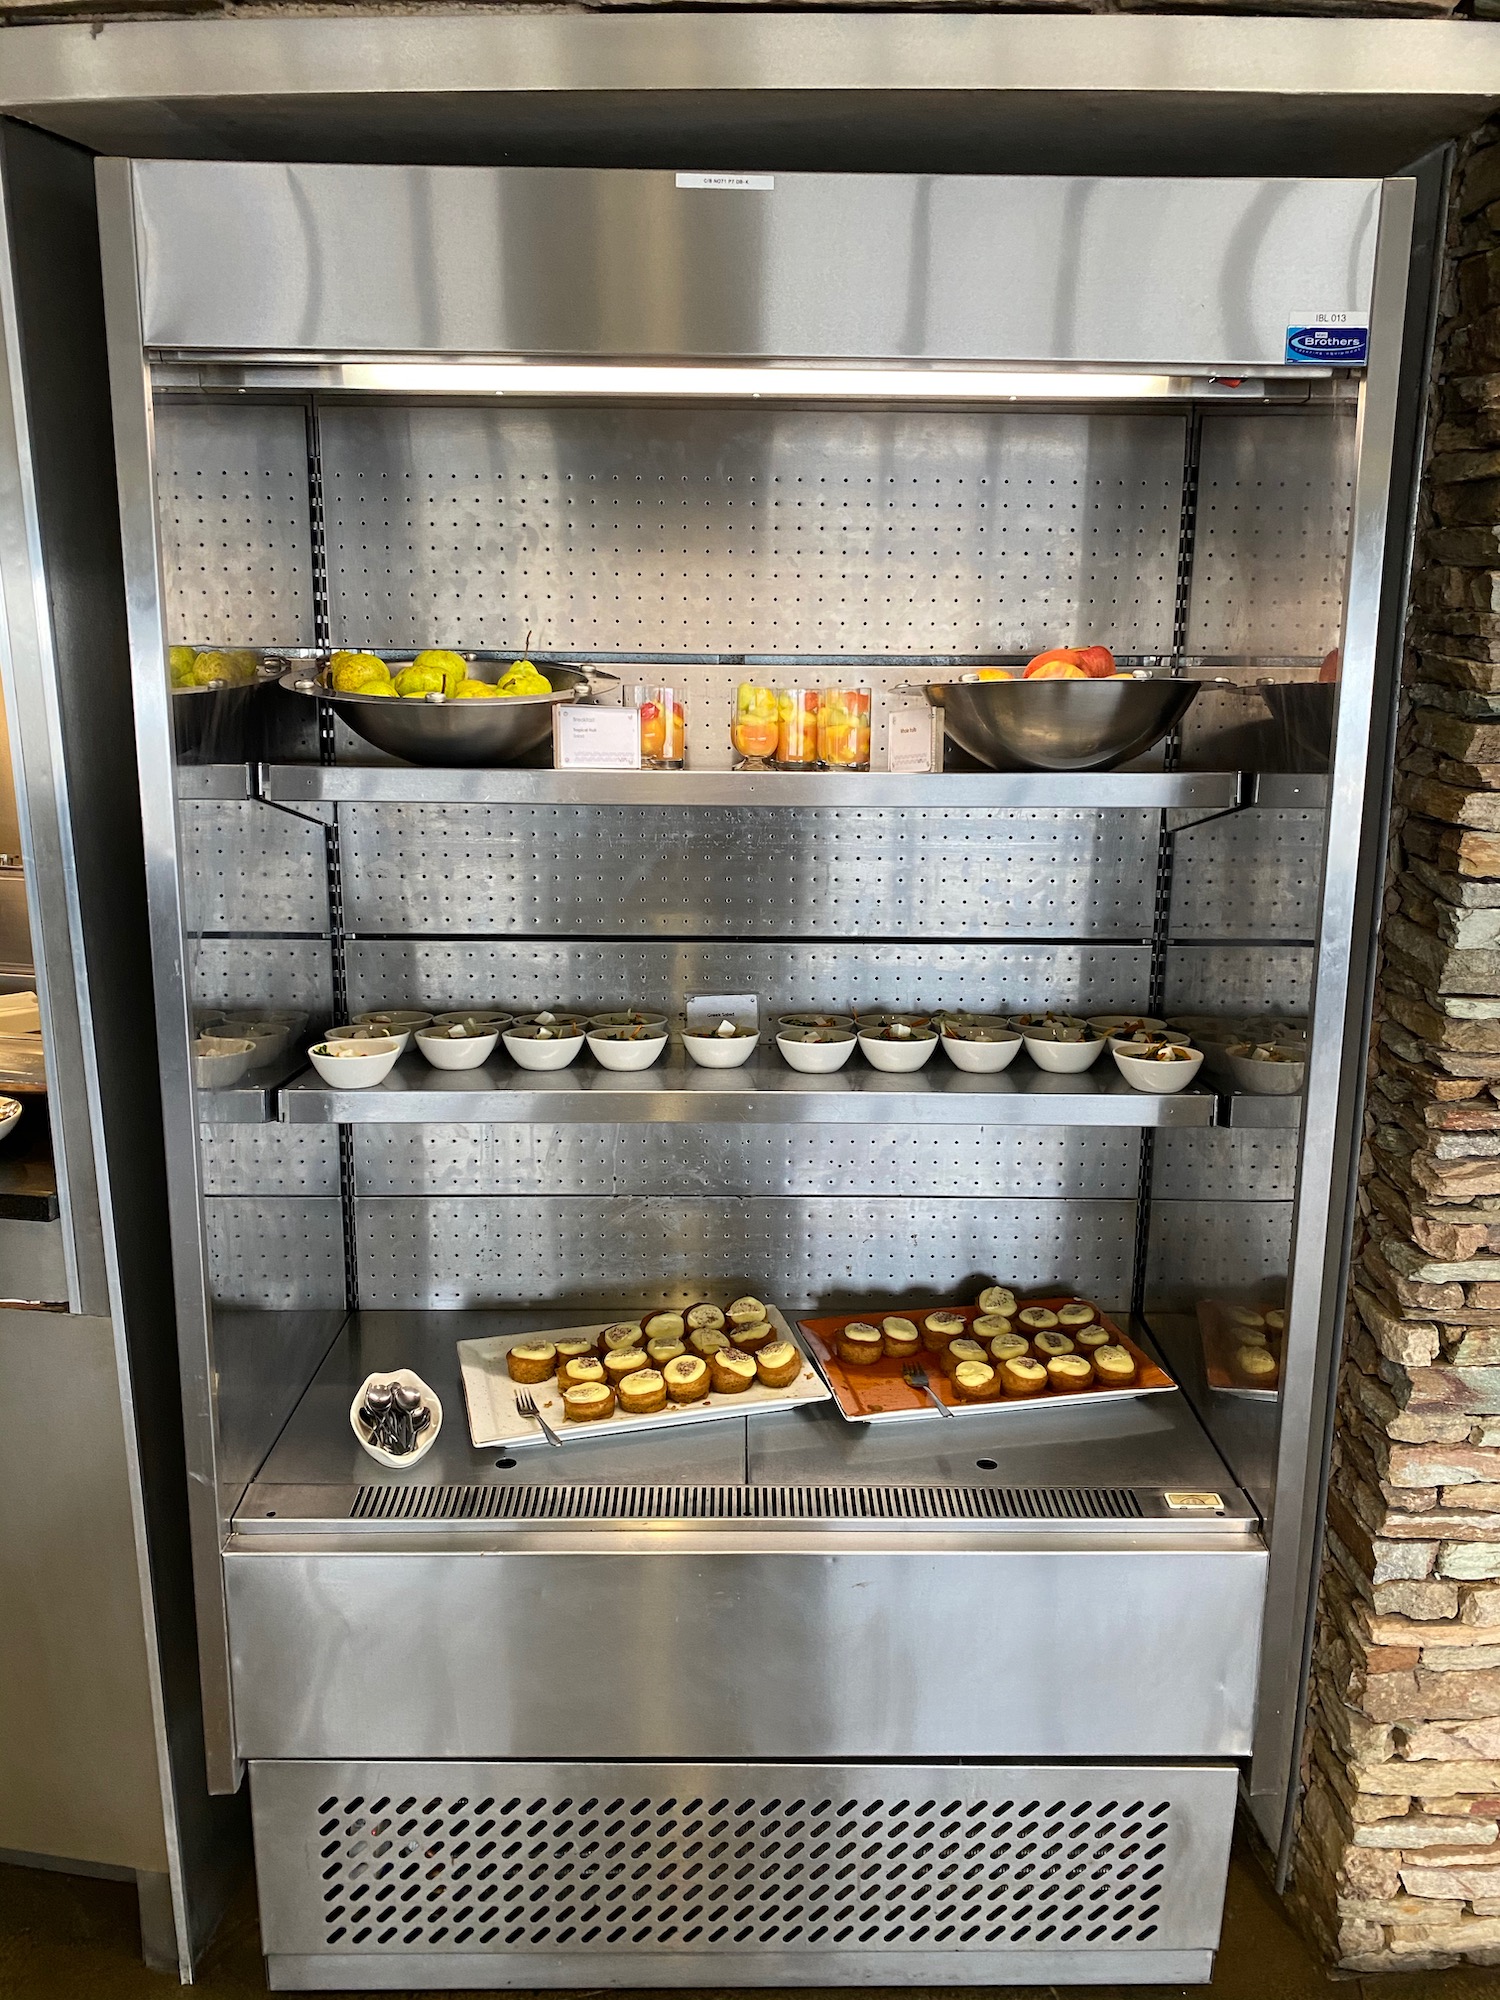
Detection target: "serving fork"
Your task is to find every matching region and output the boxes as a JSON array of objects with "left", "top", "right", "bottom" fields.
[
  {"left": 902, "top": 1362, "right": 954, "bottom": 1418},
  {"left": 513, "top": 1388, "right": 564, "bottom": 1448}
]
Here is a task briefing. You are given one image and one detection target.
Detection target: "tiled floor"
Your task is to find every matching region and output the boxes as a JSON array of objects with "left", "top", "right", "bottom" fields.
[{"left": 1, "top": 1835, "right": 1497, "bottom": 1999}]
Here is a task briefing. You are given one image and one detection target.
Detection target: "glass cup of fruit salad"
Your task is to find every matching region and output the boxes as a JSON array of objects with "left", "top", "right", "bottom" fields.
[
  {"left": 632, "top": 687, "right": 685, "bottom": 769},
  {"left": 817, "top": 688, "right": 871, "bottom": 770},
  {"left": 731, "top": 684, "right": 780, "bottom": 770},
  {"left": 775, "top": 689, "right": 821, "bottom": 771}
]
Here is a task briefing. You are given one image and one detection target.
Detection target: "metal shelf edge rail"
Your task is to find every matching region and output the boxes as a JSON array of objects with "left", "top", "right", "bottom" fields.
[{"left": 257, "top": 764, "right": 1253, "bottom": 809}]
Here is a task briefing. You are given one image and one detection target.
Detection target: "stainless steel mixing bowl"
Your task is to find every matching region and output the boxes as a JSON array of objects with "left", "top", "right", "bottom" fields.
[
  {"left": 277, "top": 654, "right": 616, "bottom": 767},
  {"left": 922, "top": 676, "right": 1200, "bottom": 773}
]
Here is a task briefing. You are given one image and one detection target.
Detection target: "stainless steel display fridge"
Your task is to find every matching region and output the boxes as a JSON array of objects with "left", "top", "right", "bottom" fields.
[{"left": 89, "top": 157, "right": 1435, "bottom": 1987}]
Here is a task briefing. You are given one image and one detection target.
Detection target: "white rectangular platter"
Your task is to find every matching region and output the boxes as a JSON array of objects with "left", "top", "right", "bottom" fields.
[{"left": 458, "top": 1306, "right": 831, "bottom": 1450}]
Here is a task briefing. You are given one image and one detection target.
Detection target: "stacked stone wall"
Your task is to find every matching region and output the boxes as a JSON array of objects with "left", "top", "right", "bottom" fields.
[{"left": 1286, "top": 122, "right": 1500, "bottom": 1972}]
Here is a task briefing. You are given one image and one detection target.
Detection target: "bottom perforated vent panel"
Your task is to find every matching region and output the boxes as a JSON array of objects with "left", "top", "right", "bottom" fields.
[{"left": 251, "top": 1760, "right": 1235, "bottom": 1962}]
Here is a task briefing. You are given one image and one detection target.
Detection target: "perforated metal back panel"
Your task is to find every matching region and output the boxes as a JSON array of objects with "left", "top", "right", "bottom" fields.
[
  {"left": 321, "top": 403, "right": 1183, "bottom": 654},
  {"left": 1186, "top": 407, "right": 1356, "bottom": 657},
  {"left": 345, "top": 940, "right": 1154, "bottom": 1021},
  {"left": 156, "top": 400, "right": 314, "bottom": 645},
  {"left": 352, "top": 1194, "right": 1133, "bottom": 1310},
  {"left": 339, "top": 806, "right": 1158, "bottom": 938},
  {"left": 351, "top": 1126, "right": 1139, "bottom": 1199},
  {"left": 250, "top": 1759, "right": 1236, "bottom": 1962}
]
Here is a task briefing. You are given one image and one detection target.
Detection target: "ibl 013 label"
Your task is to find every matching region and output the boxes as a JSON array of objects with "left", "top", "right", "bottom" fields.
[{"left": 1285, "top": 312, "right": 1369, "bottom": 366}]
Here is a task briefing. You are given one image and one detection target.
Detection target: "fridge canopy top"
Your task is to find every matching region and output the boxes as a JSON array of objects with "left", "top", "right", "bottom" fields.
[{"left": 119, "top": 161, "right": 1382, "bottom": 373}]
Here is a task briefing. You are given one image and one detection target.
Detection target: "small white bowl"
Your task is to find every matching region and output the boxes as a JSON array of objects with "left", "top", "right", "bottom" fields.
[
  {"left": 1226, "top": 1042, "right": 1306, "bottom": 1095},
  {"left": 0, "top": 1096, "right": 22, "bottom": 1143},
  {"left": 588, "top": 1026, "right": 669, "bottom": 1071},
  {"left": 194, "top": 1035, "right": 256, "bottom": 1089},
  {"left": 1113, "top": 1042, "right": 1206, "bottom": 1094},
  {"left": 683, "top": 1029, "right": 759, "bottom": 1069},
  {"left": 1023, "top": 1027, "right": 1105, "bottom": 1074},
  {"left": 219, "top": 1018, "right": 292, "bottom": 1065},
  {"left": 589, "top": 1009, "right": 670, "bottom": 1033},
  {"left": 1089, "top": 1014, "right": 1171, "bottom": 1044},
  {"left": 308, "top": 1037, "right": 402, "bottom": 1088},
  {"left": 777, "top": 1027, "right": 858, "bottom": 1073},
  {"left": 349, "top": 1368, "right": 443, "bottom": 1470},
  {"left": 941, "top": 1024, "right": 1023, "bottom": 1073},
  {"left": 504, "top": 1024, "right": 585, "bottom": 1070},
  {"left": 859, "top": 1027, "right": 939, "bottom": 1073},
  {"left": 356, "top": 1009, "right": 432, "bottom": 1035},
  {"left": 434, "top": 1010, "right": 513, "bottom": 1031},
  {"left": 416, "top": 1024, "right": 500, "bottom": 1070}
]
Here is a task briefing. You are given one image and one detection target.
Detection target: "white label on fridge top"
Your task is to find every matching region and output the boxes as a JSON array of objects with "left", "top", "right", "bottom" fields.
[
  {"left": 887, "top": 710, "right": 935, "bottom": 774},
  {"left": 553, "top": 705, "right": 642, "bottom": 770},
  {"left": 676, "top": 173, "right": 775, "bottom": 191},
  {"left": 686, "top": 993, "right": 760, "bottom": 1036}
]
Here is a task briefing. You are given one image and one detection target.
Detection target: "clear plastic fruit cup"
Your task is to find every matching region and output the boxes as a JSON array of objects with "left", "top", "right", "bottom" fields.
[
  {"left": 632, "top": 687, "right": 685, "bottom": 769},
  {"left": 731, "top": 683, "right": 780, "bottom": 770},
  {"left": 817, "top": 688, "right": 872, "bottom": 770},
  {"left": 776, "top": 688, "right": 821, "bottom": 770}
]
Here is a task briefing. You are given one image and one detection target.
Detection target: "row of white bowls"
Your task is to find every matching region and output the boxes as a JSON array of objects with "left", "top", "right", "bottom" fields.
[{"left": 304, "top": 1008, "right": 1215, "bottom": 1093}]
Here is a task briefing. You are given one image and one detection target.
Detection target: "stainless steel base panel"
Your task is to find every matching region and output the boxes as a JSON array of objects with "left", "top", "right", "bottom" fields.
[{"left": 250, "top": 1758, "right": 1236, "bottom": 1989}]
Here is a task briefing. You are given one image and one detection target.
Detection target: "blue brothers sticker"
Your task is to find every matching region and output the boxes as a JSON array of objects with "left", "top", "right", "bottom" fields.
[{"left": 1285, "top": 318, "right": 1369, "bottom": 366}]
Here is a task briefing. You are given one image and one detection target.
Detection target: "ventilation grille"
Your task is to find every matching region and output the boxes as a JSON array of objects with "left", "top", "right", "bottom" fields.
[
  {"left": 315, "top": 1787, "right": 1171, "bottom": 1955},
  {"left": 349, "top": 1483, "right": 1146, "bottom": 1524}
]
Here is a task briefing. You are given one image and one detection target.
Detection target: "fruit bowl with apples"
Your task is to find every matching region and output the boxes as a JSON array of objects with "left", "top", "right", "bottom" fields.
[{"left": 918, "top": 647, "right": 1201, "bottom": 773}]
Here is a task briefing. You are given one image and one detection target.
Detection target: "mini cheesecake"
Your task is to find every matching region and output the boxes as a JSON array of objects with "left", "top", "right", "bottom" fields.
[
  {"left": 987, "top": 1331, "right": 1029, "bottom": 1365},
  {"left": 1047, "top": 1354, "right": 1094, "bottom": 1393},
  {"left": 728, "top": 1297, "right": 768, "bottom": 1329},
  {"left": 1017, "top": 1307, "right": 1059, "bottom": 1334},
  {"left": 732, "top": 1321, "right": 776, "bottom": 1354},
  {"left": 710, "top": 1349, "right": 758, "bottom": 1394},
  {"left": 1092, "top": 1344, "right": 1137, "bottom": 1386},
  {"left": 1031, "top": 1329, "right": 1076, "bottom": 1359},
  {"left": 1074, "top": 1324, "right": 1111, "bottom": 1351},
  {"left": 972, "top": 1312, "right": 1016, "bottom": 1340},
  {"left": 1224, "top": 1306, "right": 1267, "bottom": 1332},
  {"left": 617, "top": 1369, "right": 668, "bottom": 1415},
  {"left": 646, "top": 1337, "right": 685, "bottom": 1372},
  {"left": 563, "top": 1381, "right": 615, "bottom": 1422},
  {"left": 1236, "top": 1345, "right": 1279, "bottom": 1385},
  {"left": 977, "top": 1286, "right": 1017, "bottom": 1318},
  {"left": 1056, "top": 1302, "right": 1097, "bottom": 1331},
  {"left": 553, "top": 1336, "right": 598, "bottom": 1364},
  {"left": 664, "top": 1355, "right": 711, "bottom": 1403},
  {"left": 602, "top": 1322, "right": 647, "bottom": 1352},
  {"left": 643, "top": 1312, "right": 686, "bottom": 1343},
  {"left": 686, "top": 1303, "right": 725, "bottom": 1332},
  {"left": 506, "top": 1341, "right": 557, "bottom": 1383},
  {"left": 756, "top": 1341, "right": 802, "bottom": 1389},
  {"left": 1001, "top": 1357, "right": 1047, "bottom": 1397},
  {"left": 882, "top": 1321, "right": 920, "bottom": 1360},
  {"left": 837, "top": 1324, "right": 884, "bottom": 1366},
  {"left": 689, "top": 1327, "right": 730, "bottom": 1358},
  {"left": 953, "top": 1360, "right": 1000, "bottom": 1400},
  {"left": 924, "top": 1310, "right": 966, "bottom": 1339},
  {"left": 604, "top": 1348, "right": 649, "bottom": 1383},
  {"left": 1265, "top": 1308, "right": 1286, "bottom": 1334},
  {"left": 558, "top": 1354, "right": 606, "bottom": 1391},
  {"left": 942, "top": 1337, "right": 987, "bottom": 1377}
]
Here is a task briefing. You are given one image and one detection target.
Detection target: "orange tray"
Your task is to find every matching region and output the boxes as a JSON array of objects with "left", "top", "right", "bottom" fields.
[{"left": 799, "top": 1297, "right": 1174, "bottom": 1424}]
